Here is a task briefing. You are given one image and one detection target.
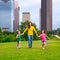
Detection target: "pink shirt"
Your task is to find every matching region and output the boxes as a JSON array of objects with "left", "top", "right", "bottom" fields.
[{"left": 40, "top": 33, "right": 46, "bottom": 41}]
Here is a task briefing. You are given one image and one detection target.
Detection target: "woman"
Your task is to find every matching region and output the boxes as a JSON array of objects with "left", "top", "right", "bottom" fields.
[{"left": 23, "top": 22, "right": 38, "bottom": 48}]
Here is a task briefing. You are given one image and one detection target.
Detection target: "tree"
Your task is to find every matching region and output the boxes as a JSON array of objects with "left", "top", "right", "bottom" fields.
[{"left": 19, "top": 21, "right": 38, "bottom": 32}]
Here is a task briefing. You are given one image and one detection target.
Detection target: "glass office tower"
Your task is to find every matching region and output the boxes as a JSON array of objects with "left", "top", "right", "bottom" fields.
[
  {"left": 41, "top": 0, "right": 52, "bottom": 31},
  {"left": 0, "top": 0, "right": 14, "bottom": 32}
]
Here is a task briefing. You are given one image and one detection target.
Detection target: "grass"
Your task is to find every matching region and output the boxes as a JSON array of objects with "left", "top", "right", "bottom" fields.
[{"left": 0, "top": 40, "right": 60, "bottom": 60}]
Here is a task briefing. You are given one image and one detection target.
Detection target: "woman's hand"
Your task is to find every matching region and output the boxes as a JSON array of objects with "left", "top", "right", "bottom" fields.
[{"left": 36, "top": 33, "right": 38, "bottom": 37}]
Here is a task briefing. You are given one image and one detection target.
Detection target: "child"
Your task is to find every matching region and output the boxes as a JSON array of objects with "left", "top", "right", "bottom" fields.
[
  {"left": 38, "top": 30, "right": 48, "bottom": 49},
  {"left": 16, "top": 30, "right": 22, "bottom": 49}
]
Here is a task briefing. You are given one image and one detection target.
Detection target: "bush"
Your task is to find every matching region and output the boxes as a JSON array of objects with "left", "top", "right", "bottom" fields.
[
  {"left": 0, "top": 34, "right": 16, "bottom": 43},
  {"left": 4, "top": 35, "right": 16, "bottom": 42}
]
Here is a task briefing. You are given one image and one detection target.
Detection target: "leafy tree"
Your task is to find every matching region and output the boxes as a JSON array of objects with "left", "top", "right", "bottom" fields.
[{"left": 19, "top": 21, "right": 38, "bottom": 32}]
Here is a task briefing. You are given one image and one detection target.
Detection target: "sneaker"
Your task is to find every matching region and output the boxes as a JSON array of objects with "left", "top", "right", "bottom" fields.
[
  {"left": 17, "top": 46, "right": 19, "bottom": 49},
  {"left": 18, "top": 46, "right": 21, "bottom": 49}
]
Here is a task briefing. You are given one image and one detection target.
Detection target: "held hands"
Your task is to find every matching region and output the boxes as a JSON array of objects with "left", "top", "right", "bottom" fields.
[
  {"left": 36, "top": 33, "right": 40, "bottom": 37},
  {"left": 22, "top": 33, "right": 24, "bottom": 35},
  {"left": 36, "top": 33, "right": 39, "bottom": 37}
]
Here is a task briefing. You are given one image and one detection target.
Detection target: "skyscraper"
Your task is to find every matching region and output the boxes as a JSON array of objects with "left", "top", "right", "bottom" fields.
[
  {"left": 41, "top": 0, "right": 52, "bottom": 31},
  {"left": 22, "top": 12, "right": 30, "bottom": 22},
  {"left": 13, "top": 0, "right": 19, "bottom": 32},
  {"left": 0, "top": 0, "right": 13, "bottom": 32}
]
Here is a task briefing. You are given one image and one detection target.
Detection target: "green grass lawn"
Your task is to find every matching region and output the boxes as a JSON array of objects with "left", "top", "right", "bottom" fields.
[{"left": 0, "top": 40, "right": 60, "bottom": 60}]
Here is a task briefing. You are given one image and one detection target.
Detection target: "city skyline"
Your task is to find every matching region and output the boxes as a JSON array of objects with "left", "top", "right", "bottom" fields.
[
  {"left": 0, "top": 0, "right": 60, "bottom": 32},
  {"left": 20, "top": 0, "right": 60, "bottom": 30}
]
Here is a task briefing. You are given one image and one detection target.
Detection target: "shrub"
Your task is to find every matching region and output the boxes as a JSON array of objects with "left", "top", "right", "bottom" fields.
[{"left": 0, "top": 34, "right": 16, "bottom": 42}]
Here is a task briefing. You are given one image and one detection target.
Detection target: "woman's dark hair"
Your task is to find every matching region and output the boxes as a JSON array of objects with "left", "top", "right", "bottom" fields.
[{"left": 28, "top": 22, "right": 33, "bottom": 28}]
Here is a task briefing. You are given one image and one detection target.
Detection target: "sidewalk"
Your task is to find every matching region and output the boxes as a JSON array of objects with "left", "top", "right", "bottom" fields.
[{"left": 54, "top": 35, "right": 60, "bottom": 39}]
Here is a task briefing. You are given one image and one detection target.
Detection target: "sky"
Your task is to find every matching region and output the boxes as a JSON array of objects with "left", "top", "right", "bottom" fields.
[{"left": 19, "top": 0, "right": 60, "bottom": 30}]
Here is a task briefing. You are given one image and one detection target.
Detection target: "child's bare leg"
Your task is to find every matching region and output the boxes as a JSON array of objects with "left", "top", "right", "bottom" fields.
[
  {"left": 42, "top": 43, "right": 44, "bottom": 48},
  {"left": 44, "top": 42, "right": 46, "bottom": 47},
  {"left": 18, "top": 41, "right": 21, "bottom": 48},
  {"left": 42, "top": 42, "right": 46, "bottom": 49},
  {"left": 17, "top": 42, "right": 19, "bottom": 48},
  {"left": 17, "top": 42, "right": 20, "bottom": 48},
  {"left": 20, "top": 41, "right": 21, "bottom": 47}
]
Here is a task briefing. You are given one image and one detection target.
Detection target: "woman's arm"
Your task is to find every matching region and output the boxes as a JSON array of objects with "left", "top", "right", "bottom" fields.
[
  {"left": 33, "top": 26, "right": 38, "bottom": 36},
  {"left": 22, "top": 27, "right": 28, "bottom": 34},
  {"left": 33, "top": 27, "right": 39, "bottom": 36}
]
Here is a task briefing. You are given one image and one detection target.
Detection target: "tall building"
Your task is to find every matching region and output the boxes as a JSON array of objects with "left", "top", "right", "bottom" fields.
[
  {"left": 22, "top": 12, "right": 30, "bottom": 22},
  {"left": 41, "top": 0, "right": 52, "bottom": 31},
  {"left": 13, "top": 0, "right": 19, "bottom": 32},
  {"left": 0, "top": 0, "right": 14, "bottom": 32}
]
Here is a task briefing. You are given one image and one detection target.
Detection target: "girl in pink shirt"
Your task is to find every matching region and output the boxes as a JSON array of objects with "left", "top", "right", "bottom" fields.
[{"left": 38, "top": 30, "right": 47, "bottom": 49}]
